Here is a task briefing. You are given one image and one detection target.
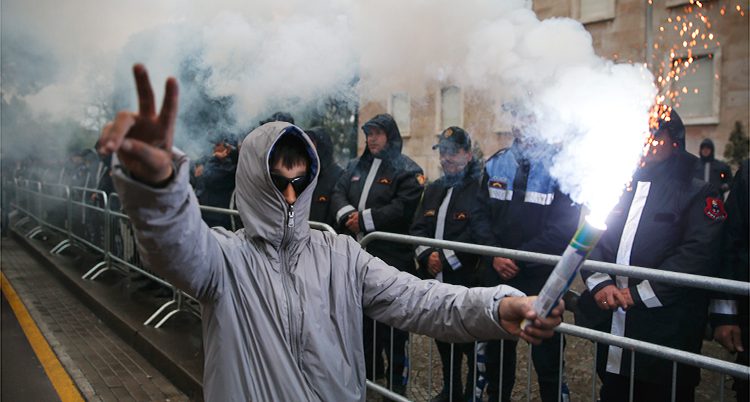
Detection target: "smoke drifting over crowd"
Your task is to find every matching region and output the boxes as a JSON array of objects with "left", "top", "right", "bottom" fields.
[{"left": 2, "top": 0, "right": 656, "bottom": 216}]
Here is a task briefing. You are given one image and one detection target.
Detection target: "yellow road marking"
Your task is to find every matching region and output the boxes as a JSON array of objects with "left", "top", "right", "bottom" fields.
[{"left": 1, "top": 271, "right": 85, "bottom": 402}]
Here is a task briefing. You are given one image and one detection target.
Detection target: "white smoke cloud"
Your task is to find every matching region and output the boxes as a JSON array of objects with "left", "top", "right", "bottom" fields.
[
  {"left": 349, "top": 0, "right": 656, "bottom": 220},
  {"left": 3, "top": 0, "right": 657, "bottom": 219}
]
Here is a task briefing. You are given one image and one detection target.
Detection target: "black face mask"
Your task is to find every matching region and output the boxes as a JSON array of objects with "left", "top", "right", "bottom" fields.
[{"left": 270, "top": 173, "right": 309, "bottom": 195}]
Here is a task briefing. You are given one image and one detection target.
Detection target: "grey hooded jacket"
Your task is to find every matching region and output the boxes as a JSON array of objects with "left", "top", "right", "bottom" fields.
[{"left": 112, "top": 122, "right": 522, "bottom": 401}]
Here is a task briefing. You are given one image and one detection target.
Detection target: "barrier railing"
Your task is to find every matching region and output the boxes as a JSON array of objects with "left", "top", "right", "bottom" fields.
[
  {"left": 359, "top": 231, "right": 750, "bottom": 402},
  {"left": 10, "top": 178, "right": 748, "bottom": 401}
]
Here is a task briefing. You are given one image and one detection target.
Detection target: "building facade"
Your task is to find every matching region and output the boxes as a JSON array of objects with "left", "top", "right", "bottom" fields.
[{"left": 357, "top": 0, "right": 749, "bottom": 180}]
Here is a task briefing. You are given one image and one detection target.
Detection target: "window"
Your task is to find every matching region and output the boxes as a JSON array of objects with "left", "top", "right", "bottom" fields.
[
  {"left": 389, "top": 92, "right": 411, "bottom": 136},
  {"left": 669, "top": 50, "right": 721, "bottom": 125},
  {"left": 664, "top": 0, "right": 692, "bottom": 7},
  {"left": 439, "top": 86, "right": 463, "bottom": 130},
  {"left": 577, "top": 0, "right": 616, "bottom": 24}
]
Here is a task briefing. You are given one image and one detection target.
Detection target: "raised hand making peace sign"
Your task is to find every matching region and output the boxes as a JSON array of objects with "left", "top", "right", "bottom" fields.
[{"left": 98, "top": 64, "right": 179, "bottom": 186}]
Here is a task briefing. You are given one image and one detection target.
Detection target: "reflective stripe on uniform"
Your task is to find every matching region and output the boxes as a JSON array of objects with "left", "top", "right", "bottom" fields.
[
  {"left": 607, "top": 181, "right": 651, "bottom": 375},
  {"left": 358, "top": 158, "right": 382, "bottom": 212}
]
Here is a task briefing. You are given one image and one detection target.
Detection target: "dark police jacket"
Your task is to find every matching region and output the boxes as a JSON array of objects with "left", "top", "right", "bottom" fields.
[
  {"left": 194, "top": 155, "right": 237, "bottom": 229},
  {"left": 579, "top": 150, "right": 725, "bottom": 386},
  {"left": 410, "top": 160, "right": 481, "bottom": 287},
  {"left": 331, "top": 114, "right": 424, "bottom": 271},
  {"left": 470, "top": 141, "right": 580, "bottom": 295},
  {"left": 306, "top": 127, "right": 345, "bottom": 229},
  {"left": 710, "top": 160, "right": 749, "bottom": 332}
]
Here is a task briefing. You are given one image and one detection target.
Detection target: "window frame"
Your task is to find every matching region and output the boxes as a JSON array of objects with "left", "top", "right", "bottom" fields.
[
  {"left": 388, "top": 92, "right": 411, "bottom": 137},
  {"left": 575, "top": 0, "right": 616, "bottom": 24},
  {"left": 436, "top": 85, "right": 464, "bottom": 132},
  {"left": 667, "top": 48, "right": 722, "bottom": 125}
]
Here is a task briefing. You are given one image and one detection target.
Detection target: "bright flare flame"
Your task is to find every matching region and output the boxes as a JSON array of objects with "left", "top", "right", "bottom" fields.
[{"left": 538, "top": 64, "right": 656, "bottom": 234}]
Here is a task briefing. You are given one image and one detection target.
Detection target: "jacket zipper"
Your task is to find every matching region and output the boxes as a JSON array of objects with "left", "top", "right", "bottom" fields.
[{"left": 280, "top": 204, "right": 302, "bottom": 367}]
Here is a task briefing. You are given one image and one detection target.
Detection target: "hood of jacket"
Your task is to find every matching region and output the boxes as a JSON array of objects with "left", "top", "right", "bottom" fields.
[
  {"left": 305, "top": 126, "right": 336, "bottom": 168},
  {"left": 635, "top": 148, "right": 697, "bottom": 183},
  {"left": 700, "top": 138, "right": 715, "bottom": 162},
  {"left": 361, "top": 113, "right": 403, "bottom": 160},
  {"left": 235, "top": 122, "right": 319, "bottom": 251}
]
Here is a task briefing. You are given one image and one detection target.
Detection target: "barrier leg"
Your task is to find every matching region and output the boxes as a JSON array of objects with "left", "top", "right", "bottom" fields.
[
  {"left": 82, "top": 261, "right": 108, "bottom": 280},
  {"left": 671, "top": 361, "right": 677, "bottom": 402},
  {"left": 592, "top": 341, "right": 598, "bottom": 402},
  {"left": 14, "top": 215, "right": 30, "bottom": 228},
  {"left": 50, "top": 239, "right": 71, "bottom": 254},
  {"left": 154, "top": 309, "right": 181, "bottom": 328},
  {"left": 144, "top": 299, "right": 176, "bottom": 326},
  {"left": 88, "top": 264, "right": 112, "bottom": 280},
  {"left": 26, "top": 226, "right": 43, "bottom": 239}
]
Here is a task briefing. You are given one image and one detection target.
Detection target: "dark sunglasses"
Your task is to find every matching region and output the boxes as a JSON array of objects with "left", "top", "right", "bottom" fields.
[{"left": 270, "top": 173, "right": 309, "bottom": 195}]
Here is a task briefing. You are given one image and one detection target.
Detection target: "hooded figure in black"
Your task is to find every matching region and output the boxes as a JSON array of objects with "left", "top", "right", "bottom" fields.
[
  {"left": 305, "top": 126, "right": 344, "bottom": 228},
  {"left": 410, "top": 126, "right": 482, "bottom": 402},
  {"left": 710, "top": 159, "right": 749, "bottom": 402},
  {"left": 193, "top": 136, "right": 238, "bottom": 229},
  {"left": 331, "top": 113, "right": 424, "bottom": 395},
  {"left": 693, "top": 138, "right": 733, "bottom": 195},
  {"left": 579, "top": 110, "right": 725, "bottom": 402}
]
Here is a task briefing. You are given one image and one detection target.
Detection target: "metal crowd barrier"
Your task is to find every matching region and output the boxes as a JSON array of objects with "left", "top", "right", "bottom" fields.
[
  {"left": 10, "top": 178, "right": 749, "bottom": 401},
  {"left": 359, "top": 232, "right": 750, "bottom": 402},
  {"left": 9, "top": 179, "right": 337, "bottom": 330}
]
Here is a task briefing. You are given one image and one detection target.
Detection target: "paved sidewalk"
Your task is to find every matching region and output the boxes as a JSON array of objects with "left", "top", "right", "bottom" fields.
[{"left": 1, "top": 237, "right": 188, "bottom": 402}]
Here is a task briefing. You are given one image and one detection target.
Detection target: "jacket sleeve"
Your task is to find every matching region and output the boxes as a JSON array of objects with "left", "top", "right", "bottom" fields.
[
  {"left": 360, "top": 167, "right": 424, "bottom": 233},
  {"left": 580, "top": 234, "right": 617, "bottom": 294},
  {"left": 628, "top": 186, "right": 725, "bottom": 309},
  {"left": 330, "top": 164, "right": 357, "bottom": 228},
  {"left": 710, "top": 165, "right": 747, "bottom": 327},
  {"left": 518, "top": 189, "right": 581, "bottom": 259},
  {"left": 111, "top": 150, "right": 228, "bottom": 302},
  {"left": 350, "top": 237, "right": 523, "bottom": 343},
  {"left": 409, "top": 185, "right": 438, "bottom": 271},
  {"left": 469, "top": 168, "right": 496, "bottom": 247}
]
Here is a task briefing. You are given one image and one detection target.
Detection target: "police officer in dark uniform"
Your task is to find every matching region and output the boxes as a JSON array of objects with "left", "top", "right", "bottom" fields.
[
  {"left": 331, "top": 113, "right": 424, "bottom": 395},
  {"left": 305, "top": 126, "right": 344, "bottom": 229},
  {"left": 410, "top": 127, "right": 481, "bottom": 402},
  {"left": 193, "top": 136, "right": 238, "bottom": 229},
  {"left": 579, "top": 109, "right": 726, "bottom": 402},
  {"left": 470, "top": 132, "right": 580, "bottom": 402},
  {"left": 710, "top": 158, "right": 749, "bottom": 402}
]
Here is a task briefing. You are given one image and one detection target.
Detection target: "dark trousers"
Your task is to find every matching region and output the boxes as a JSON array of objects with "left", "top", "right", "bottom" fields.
[
  {"left": 436, "top": 339, "right": 475, "bottom": 399},
  {"left": 600, "top": 372, "right": 695, "bottom": 402},
  {"left": 486, "top": 331, "right": 564, "bottom": 402},
  {"left": 363, "top": 316, "right": 408, "bottom": 392}
]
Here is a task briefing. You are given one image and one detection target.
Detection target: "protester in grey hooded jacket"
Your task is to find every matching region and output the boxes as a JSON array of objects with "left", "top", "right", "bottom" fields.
[{"left": 100, "top": 64, "right": 563, "bottom": 402}]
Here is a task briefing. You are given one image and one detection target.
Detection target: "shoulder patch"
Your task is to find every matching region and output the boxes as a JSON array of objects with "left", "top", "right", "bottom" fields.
[
  {"left": 317, "top": 195, "right": 329, "bottom": 202},
  {"left": 424, "top": 209, "right": 436, "bottom": 217},
  {"left": 488, "top": 179, "right": 507, "bottom": 189},
  {"left": 416, "top": 174, "right": 426, "bottom": 186},
  {"left": 453, "top": 211, "right": 468, "bottom": 221},
  {"left": 378, "top": 177, "right": 392, "bottom": 185},
  {"left": 704, "top": 197, "right": 727, "bottom": 222}
]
